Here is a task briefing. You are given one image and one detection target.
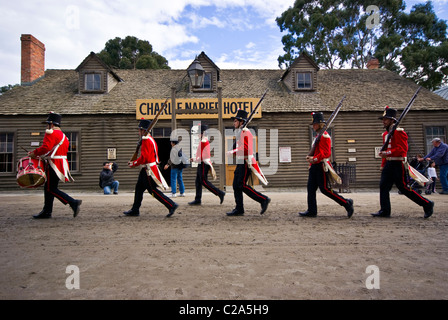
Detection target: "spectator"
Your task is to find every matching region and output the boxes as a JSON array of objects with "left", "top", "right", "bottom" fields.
[
  {"left": 100, "top": 162, "right": 119, "bottom": 194},
  {"left": 164, "top": 138, "right": 186, "bottom": 198},
  {"left": 424, "top": 138, "right": 448, "bottom": 194}
]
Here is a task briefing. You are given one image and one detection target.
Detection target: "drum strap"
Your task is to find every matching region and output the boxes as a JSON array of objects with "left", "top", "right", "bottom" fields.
[{"left": 45, "top": 133, "right": 74, "bottom": 182}]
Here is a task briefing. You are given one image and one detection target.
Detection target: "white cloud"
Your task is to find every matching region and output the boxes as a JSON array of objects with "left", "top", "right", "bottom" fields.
[
  {"left": 0, "top": 0, "right": 292, "bottom": 85},
  {"left": 246, "top": 42, "right": 256, "bottom": 49}
]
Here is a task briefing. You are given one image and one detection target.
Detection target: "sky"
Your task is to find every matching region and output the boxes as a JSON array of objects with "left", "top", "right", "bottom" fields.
[{"left": 0, "top": 0, "right": 447, "bottom": 87}]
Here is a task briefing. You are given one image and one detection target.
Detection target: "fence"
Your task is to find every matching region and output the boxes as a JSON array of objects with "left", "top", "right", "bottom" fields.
[{"left": 333, "top": 162, "right": 356, "bottom": 193}]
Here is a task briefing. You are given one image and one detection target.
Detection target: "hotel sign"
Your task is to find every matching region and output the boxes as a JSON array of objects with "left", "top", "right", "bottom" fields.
[{"left": 136, "top": 98, "right": 262, "bottom": 120}]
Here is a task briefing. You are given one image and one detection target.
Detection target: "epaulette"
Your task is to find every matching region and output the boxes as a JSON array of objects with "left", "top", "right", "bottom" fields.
[
  {"left": 142, "top": 135, "right": 150, "bottom": 140},
  {"left": 323, "top": 133, "right": 331, "bottom": 139},
  {"left": 396, "top": 127, "right": 404, "bottom": 131},
  {"left": 45, "top": 129, "right": 54, "bottom": 134}
]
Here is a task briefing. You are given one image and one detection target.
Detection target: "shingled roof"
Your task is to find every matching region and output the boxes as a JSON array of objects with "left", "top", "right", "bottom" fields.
[{"left": 1, "top": 67, "right": 447, "bottom": 115}]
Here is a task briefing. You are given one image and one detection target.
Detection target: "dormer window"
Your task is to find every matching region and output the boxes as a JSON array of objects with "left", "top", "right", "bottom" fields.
[
  {"left": 280, "top": 52, "right": 319, "bottom": 92},
  {"left": 85, "top": 73, "right": 102, "bottom": 91},
  {"left": 189, "top": 52, "right": 219, "bottom": 93},
  {"left": 76, "top": 52, "right": 123, "bottom": 94},
  {"left": 297, "top": 72, "right": 312, "bottom": 89},
  {"left": 192, "top": 71, "right": 213, "bottom": 91},
  {"left": 200, "top": 72, "right": 212, "bottom": 90}
]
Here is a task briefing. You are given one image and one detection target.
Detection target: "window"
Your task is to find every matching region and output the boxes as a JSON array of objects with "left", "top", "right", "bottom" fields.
[
  {"left": 194, "top": 72, "right": 212, "bottom": 90},
  {"left": 202, "top": 72, "right": 212, "bottom": 89},
  {"left": 425, "top": 126, "right": 446, "bottom": 153},
  {"left": 0, "top": 132, "right": 14, "bottom": 173},
  {"left": 85, "top": 73, "right": 102, "bottom": 91},
  {"left": 296, "top": 72, "right": 312, "bottom": 89},
  {"left": 66, "top": 132, "right": 79, "bottom": 172},
  {"left": 152, "top": 127, "right": 172, "bottom": 138}
]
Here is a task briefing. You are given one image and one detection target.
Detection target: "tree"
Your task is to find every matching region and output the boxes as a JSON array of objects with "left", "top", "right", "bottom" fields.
[
  {"left": 388, "top": 2, "right": 448, "bottom": 89},
  {"left": 276, "top": 0, "right": 400, "bottom": 69},
  {"left": 0, "top": 84, "right": 19, "bottom": 95},
  {"left": 276, "top": 0, "right": 448, "bottom": 90},
  {"left": 97, "top": 36, "right": 170, "bottom": 70}
]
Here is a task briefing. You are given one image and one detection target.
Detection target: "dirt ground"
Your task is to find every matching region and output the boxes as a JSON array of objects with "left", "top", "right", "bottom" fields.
[{"left": 0, "top": 186, "right": 447, "bottom": 300}]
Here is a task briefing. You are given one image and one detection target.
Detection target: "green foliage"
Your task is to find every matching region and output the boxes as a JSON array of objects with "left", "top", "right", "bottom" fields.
[
  {"left": 0, "top": 84, "right": 19, "bottom": 95},
  {"left": 277, "top": 0, "right": 448, "bottom": 89},
  {"left": 97, "top": 36, "right": 170, "bottom": 70}
]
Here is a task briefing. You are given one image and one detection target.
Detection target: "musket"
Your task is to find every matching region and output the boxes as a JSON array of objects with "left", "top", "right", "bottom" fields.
[
  {"left": 380, "top": 86, "right": 421, "bottom": 152},
  {"left": 308, "top": 95, "right": 346, "bottom": 157},
  {"left": 242, "top": 89, "right": 268, "bottom": 129},
  {"left": 130, "top": 98, "right": 169, "bottom": 162}
]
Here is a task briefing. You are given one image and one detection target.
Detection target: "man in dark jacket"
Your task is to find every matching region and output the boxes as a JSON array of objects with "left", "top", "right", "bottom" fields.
[
  {"left": 425, "top": 138, "right": 448, "bottom": 194},
  {"left": 100, "top": 162, "right": 119, "bottom": 194}
]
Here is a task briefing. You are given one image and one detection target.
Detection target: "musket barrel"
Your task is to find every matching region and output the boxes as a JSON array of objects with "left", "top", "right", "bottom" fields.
[{"left": 380, "top": 87, "right": 421, "bottom": 152}]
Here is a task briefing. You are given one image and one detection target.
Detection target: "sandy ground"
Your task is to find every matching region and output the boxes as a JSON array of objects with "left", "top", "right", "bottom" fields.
[{"left": 0, "top": 187, "right": 447, "bottom": 301}]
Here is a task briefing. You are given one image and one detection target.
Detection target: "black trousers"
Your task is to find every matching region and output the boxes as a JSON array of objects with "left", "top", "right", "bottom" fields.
[
  {"left": 233, "top": 162, "right": 268, "bottom": 212},
  {"left": 380, "top": 160, "right": 430, "bottom": 214},
  {"left": 131, "top": 168, "right": 175, "bottom": 211},
  {"left": 307, "top": 163, "right": 349, "bottom": 214},
  {"left": 194, "top": 163, "right": 223, "bottom": 201},
  {"left": 43, "top": 165, "right": 75, "bottom": 213}
]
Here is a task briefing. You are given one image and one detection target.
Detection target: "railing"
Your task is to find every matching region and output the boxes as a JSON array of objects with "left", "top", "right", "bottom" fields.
[{"left": 333, "top": 162, "right": 356, "bottom": 193}]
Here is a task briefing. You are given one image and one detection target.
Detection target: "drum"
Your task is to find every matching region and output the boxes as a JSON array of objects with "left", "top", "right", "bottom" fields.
[{"left": 16, "top": 156, "right": 47, "bottom": 188}]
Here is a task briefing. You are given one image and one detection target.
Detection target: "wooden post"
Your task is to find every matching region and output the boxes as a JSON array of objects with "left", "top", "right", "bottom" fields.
[
  {"left": 171, "top": 87, "right": 177, "bottom": 132},
  {"left": 217, "top": 81, "right": 225, "bottom": 190}
]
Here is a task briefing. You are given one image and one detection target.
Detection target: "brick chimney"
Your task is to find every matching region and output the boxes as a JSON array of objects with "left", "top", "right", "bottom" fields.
[
  {"left": 366, "top": 57, "right": 380, "bottom": 70},
  {"left": 21, "top": 34, "right": 45, "bottom": 85}
]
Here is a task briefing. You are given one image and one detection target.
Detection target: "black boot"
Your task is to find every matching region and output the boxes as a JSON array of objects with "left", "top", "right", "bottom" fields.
[
  {"left": 424, "top": 200, "right": 434, "bottom": 219},
  {"left": 345, "top": 198, "right": 354, "bottom": 218},
  {"left": 33, "top": 210, "right": 52, "bottom": 219},
  {"left": 371, "top": 210, "right": 390, "bottom": 218},
  {"left": 226, "top": 208, "right": 244, "bottom": 216},
  {"left": 70, "top": 200, "right": 82, "bottom": 218},
  {"left": 219, "top": 192, "right": 225, "bottom": 205},
  {"left": 166, "top": 203, "right": 179, "bottom": 217},
  {"left": 123, "top": 209, "right": 140, "bottom": 216},
  {"left": 188, "top": 200, "right": 201, "bottom": 205},
  {"left": 298, "top": 210, "right": 317, "bottom": 217},
  {"left": 260, "top": 197, "right": 271, "bottom": 215}
]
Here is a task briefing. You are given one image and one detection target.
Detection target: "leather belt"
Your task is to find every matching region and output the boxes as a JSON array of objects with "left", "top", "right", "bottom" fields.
[{"left": 386, "top": 157, "right": 406, "bottom": 161}]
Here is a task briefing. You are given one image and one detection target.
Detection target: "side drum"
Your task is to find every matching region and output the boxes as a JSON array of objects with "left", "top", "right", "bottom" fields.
[{"left": 16, "top": 156, "right": 47, "bottom": 188}]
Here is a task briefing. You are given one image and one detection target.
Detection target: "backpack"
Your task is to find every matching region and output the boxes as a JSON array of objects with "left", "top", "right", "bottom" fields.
[{"left": 177, "top": 148, "right": 190, "bottom": 169}]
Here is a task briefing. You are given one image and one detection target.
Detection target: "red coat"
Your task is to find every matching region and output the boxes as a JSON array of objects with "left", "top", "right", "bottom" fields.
[
  {"left": 33, "top": 128, "right": 73, "bottom": 182},
  {"left": 310, "top": 131, "right": 332, "bottom": 163},
  {"left": 381, "top": 128, "right": 408, "bottom": 167},
  {"left": 194, "top": 138, "right": 211, "bottom": 162},
  {"left": 129, "top": 134, "right": 168, "bottom": 189},
  {"left": 129, "top": 135, "right": 159, "bottom": 167},
  {"left": 229, "top": 128, "right": 254, "bottom": 157}
]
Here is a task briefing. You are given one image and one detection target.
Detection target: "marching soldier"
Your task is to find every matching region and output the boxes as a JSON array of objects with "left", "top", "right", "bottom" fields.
[
  {"left": 371, "top": 106, "right": 434, "bottom": 218},
  {"left": 124, "top": 119, "right": 179, "bottom": 217},
  {"left": 299, "top": 112, "right": 354, "bottom": 218},
  {"left": 29, "top": 112, "right": 82, "bottom": 219},
  {"left": 226, "top": 110, "right": 270, "bottom": 216},
  {"left": 188, "top": 124, "right": 226, "bottom": 206}
]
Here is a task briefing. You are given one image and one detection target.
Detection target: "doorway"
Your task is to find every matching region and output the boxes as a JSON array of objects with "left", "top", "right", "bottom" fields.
[{"left": 155, "top": 137, "right": 171, "bottom": 187}]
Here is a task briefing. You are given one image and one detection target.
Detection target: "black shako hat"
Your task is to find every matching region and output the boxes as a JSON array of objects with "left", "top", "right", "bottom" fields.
[
  {"left": 379, "top": 106, "right": 397, "bottom": 121},
  {"left": 138, "top": 118, "right": 151, "bottom": 131},
  {"left": 200, "top": 124, "right": 208, "bottom": 134},
  {"left": 42, "top": 112, "right": 62, "bottom": 126},
  {"left": 310, "top": 112, "right": 326, "bottom": 125},
  {"left": 231, "top": 109, "right": 248, "bottom": 122}
]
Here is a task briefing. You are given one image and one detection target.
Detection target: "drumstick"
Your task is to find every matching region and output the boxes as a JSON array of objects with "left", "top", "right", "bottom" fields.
[{"left": 20, "top": 146, "right": 30, "bottom": 153}]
